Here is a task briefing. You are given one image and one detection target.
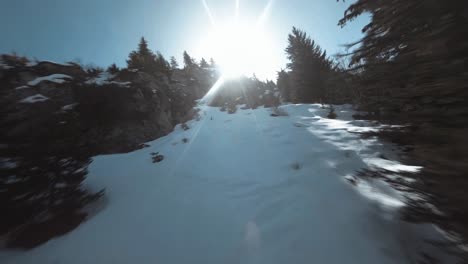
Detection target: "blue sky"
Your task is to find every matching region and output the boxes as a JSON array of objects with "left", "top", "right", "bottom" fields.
[{"left": 0, "top": 0, "right": 368, "bottom": 79}]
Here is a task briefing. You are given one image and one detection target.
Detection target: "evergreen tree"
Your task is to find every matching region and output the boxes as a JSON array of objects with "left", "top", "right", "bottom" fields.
[
  {"left": 210, "top": 58, "right": 216, "bottom": 68},
  {"left": 155, "top": 52, "right": 171, "bottom": 78},
  {"left": 126, "top": 37, "right": 171, "bottom": 78},
  {"left": 285, "top": 27, "right": 332, "bottom": 102},
  {"left": 107, "top": 63, "right": 120, "bottom": 74},
  {"left": 200, "top": 58, "right": 209, "bottom": 68},
  {"left": 339, "top": 0, "right": 468, "bottom": 110},
  {"left": 339, "top": 0, "right": 468, "bottom": 250},
  {"left": 0, "top": 105, "right": 103, "bottom": 245},
  {"left": 127, "top": 37, "right": 157, "bottom": 71},
  {"left": 170, "top": 56, "right": 179, "bottom": 69},
  {"left": 277, "top": 69, "right": 291, "bottom": 102},
  {"left": 183, "top": 51, "right": 195, "bottom": 69}
]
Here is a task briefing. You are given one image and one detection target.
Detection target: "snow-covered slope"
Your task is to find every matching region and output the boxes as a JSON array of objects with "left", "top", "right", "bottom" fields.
[{"left": 1, "top": 104, "right": 453, "bottom": 263}]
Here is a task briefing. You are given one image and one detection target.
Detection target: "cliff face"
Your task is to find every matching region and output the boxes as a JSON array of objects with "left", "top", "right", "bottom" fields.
[{"left": 0, "top": 60, "right": 211, "bottom": 155}]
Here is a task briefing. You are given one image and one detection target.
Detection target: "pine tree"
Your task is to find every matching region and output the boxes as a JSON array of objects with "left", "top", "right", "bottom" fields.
[
  {"left": 183, "top": 51, "right": 195, "bottom": 69},
  {"left": 210, "top": 58, "right": 216, "bottom": 68},
  {"left": 277, "top": 69, "right": 291, "bottom": 102},
  {"left": 126, "top": 37, "right": 171, "bottom": 78},
  {"left": 285, "top": 27, "right": 332, "bottom": 102},
  {"left": 339, "top": 0, "right": 468, "bottom": 110},
  {"left": 155, "top": 52, "right": 171, "bottom": 78},
  {"left": 127, "top": 37, "right": 157, "bottom": 71},
  {"left": 200, "top": 58, "right": 209, "bottom": 68},
  {"left": 107, "top": 63, "right": 120, "bottom": 74},
  {"left": 0, "top": 106, "right": 103, "bottom": 245},
  {"left": 170, "top": 56, "right": 179, "bottom": 69},
  {"left": 339, "top": 0, "right": 468, "bottom": 250}
]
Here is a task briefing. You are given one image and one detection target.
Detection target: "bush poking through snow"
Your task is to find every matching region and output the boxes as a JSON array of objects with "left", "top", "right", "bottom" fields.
[
  {"left": 219, "top": 103, "right": 235, "bottom": 113},
  {"left": 291, "top": 162, "right": 301, "bottom": 170},
  {"left": 181, "top": 123, "right": 190, "bottom": 131},
  {"left": 182, "top": 138, "right": 189, "bottom": 143},
  {"left": 153, "top": 155, "right": 164, "bottom": 163},
  {"left": 327, "top": 106, "right": 337, "bottom": 119},
  {"left": 150, "top": 152, "right": 164, "bottom": 163},
  {"left": 271, "top": 107, "right": 288, "bottom": 117},
  {"left": 227, "top": 103, "right": 237, "bottom": 114}
]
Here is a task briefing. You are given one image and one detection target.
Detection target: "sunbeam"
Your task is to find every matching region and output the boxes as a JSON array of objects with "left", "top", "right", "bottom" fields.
[
  {"left": 201, "top": 0, "right": 216, "bottom": 28},
  {"left": 200, "top": 76, "right": 225, "bottom": 105},
  {"left": 256, "top": 0, "right": 273, "bottom": 29}
]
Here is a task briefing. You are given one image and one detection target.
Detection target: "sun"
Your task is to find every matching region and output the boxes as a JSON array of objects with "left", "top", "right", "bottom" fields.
[
  {"left": 197, "top": 0, "right": 277, "bottom": 80},
  {"left": 201, "top": 22, "right": 271, "bottom": 79}
]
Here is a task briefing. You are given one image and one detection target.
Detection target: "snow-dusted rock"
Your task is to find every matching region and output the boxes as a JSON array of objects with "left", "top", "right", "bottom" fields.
[{"left": 20, "top": 94, "right": 49, "bottom": 103}]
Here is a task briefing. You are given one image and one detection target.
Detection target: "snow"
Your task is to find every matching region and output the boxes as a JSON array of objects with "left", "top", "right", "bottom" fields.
[
  {"left": 0, "top": 158, "right": 17, "bottom": 169},
  {"left": 1, "top": 104, "right": 455, "bottom": 264},
  {"left": 1, "top": 60, "right": 72, "bottom": 69},
  {"left": 85, "top": 72, "right": 131, "bottom": 87},
  {"left": 39, "top": 61, "right": 73, "bottom": 67},
  {"left": 19, "top": 94, "right": 49, "bottom": 103},
  {"left": 61, "top": 103, "right": 78, "bottom": 111},
  {"left": 27, "top": 74, "right": 72, "bottom": 86},
  {"left": 290, "top": 104, "right": 423, "bottom": 174},
  {"left": 15, "top": 86, "right": 30, "bottom": 90}
]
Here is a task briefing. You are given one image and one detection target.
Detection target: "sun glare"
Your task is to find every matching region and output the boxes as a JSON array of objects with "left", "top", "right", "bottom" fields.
[
  {"left": 198, "top": 1, "right": 277, "bottom": 80},
  {"left": 213, "top": 23, "right": 274, "bottom": 79}
]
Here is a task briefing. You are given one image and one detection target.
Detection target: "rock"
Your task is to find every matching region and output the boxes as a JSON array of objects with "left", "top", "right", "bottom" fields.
[
  {"left": 17, "top": 71, "right": 37, "bottom": 84},
  {"left": 34, "top": 61, "right": 86, "bottom": 77},
  {"left": 345, "top": 176, "right": 358, "bottom": 186},
  {"left": 1, "top": 60, "right": 202, "bottom": 155},
  {"left": 138, "top": 143, "right": 150, "bottom": 149},
  {"left": 327, "top": 109, "right": 337, "bottom": 119},
  {"left": 181, "top": 123, "right": 189, "bottom": 130},
  {"left": 152, "top": 155, "right": 164, "bottom": 163}
]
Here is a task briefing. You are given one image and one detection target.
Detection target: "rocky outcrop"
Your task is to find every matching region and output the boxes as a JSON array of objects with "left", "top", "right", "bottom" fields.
[{"left": 0, "top": 59, "right": 208, "bottom": 155}]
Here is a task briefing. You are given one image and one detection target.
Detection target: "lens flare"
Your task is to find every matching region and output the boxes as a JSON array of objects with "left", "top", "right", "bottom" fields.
[{"left": 198, "top": 0, "right": 276, "bottom": 80}]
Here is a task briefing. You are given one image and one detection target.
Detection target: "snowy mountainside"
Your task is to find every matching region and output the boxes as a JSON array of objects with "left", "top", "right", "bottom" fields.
[{"left": 1, "top": 104, "right": 456, "bottom": 264}]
